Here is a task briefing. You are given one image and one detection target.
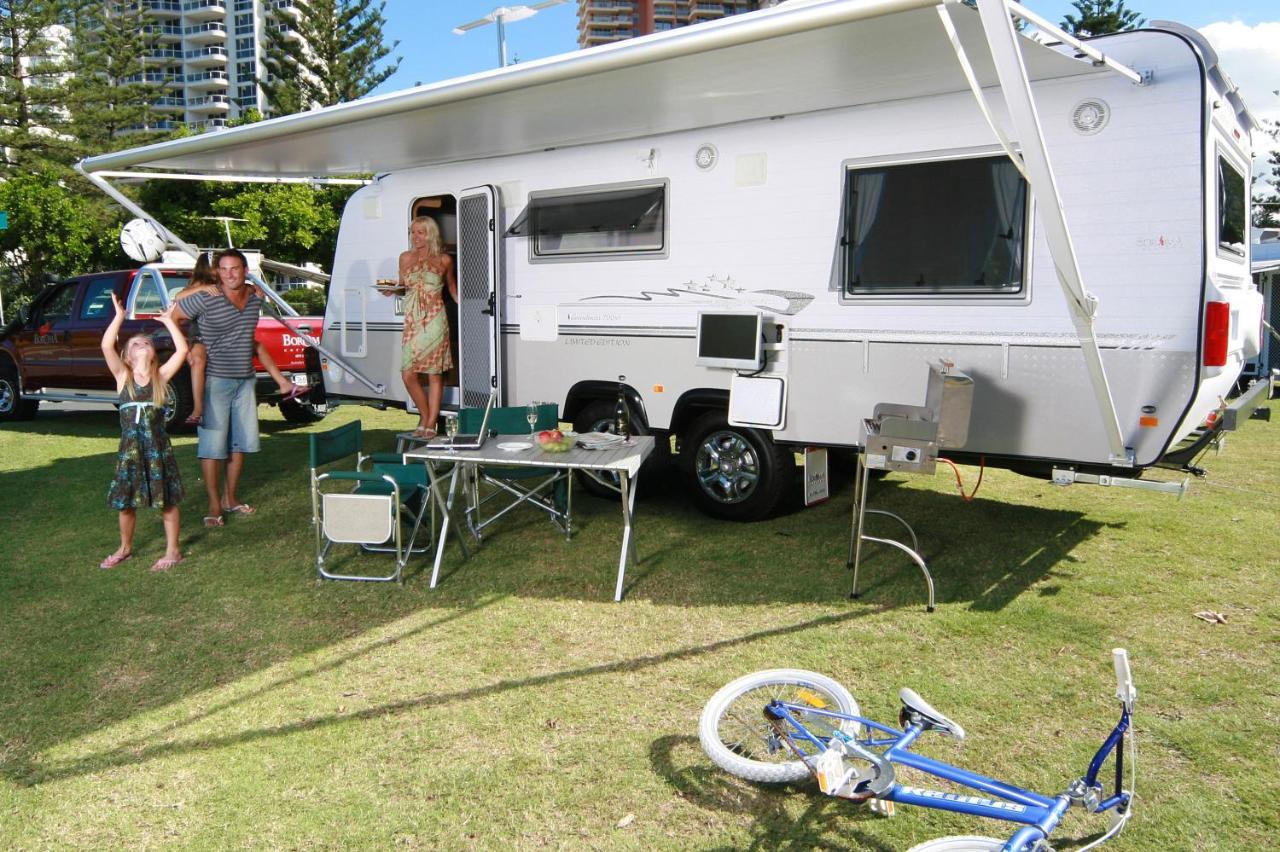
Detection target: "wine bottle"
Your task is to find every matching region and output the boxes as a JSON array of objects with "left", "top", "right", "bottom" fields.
[{"left": 614, "top": 375, "right": 630, "bottom": 439}]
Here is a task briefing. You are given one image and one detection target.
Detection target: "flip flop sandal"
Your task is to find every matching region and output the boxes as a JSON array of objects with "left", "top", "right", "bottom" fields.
[
  {"left": 99, "top": 552, "right": 132, "bottom": 569},
  {"left": 150, "top": 555, "right": 184, "bottom": 573},
  {"left": 203, "top": 515, "right": 225, "bottom": 527},
  {"left": 280, "top": 385, "right": 311, "bottom": 403},
  {"left": 412, "top": 427, "right": 438, "bottom": 440},
  {"left": 224, "top": 504, "right": 256, "bottom": 515}
]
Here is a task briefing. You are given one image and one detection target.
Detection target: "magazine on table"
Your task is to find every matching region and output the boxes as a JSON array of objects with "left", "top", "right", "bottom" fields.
[{"left": 575, "top": 432, "right": 628, "bottom": 450}]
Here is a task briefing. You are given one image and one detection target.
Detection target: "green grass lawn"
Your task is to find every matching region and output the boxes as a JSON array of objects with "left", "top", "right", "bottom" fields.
[{"left": 1, "top": 399, "right": 1276, "bottom": 849}]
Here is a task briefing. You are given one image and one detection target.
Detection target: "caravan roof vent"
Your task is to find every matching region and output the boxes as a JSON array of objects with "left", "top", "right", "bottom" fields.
[{"left": 1071, "top": 99, "right": 1110, "bottom": 135}]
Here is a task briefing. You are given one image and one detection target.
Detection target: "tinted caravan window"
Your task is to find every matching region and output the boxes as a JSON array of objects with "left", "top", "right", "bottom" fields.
[
  {"left": 508, "top": 182, "right": 666, "bottom": 260},
  {"left": 1217, "top": 155, "right": 1246, "bottom": 257},
  {"left": 843, "top": 155, "right": 1027, "bottom": 296}
]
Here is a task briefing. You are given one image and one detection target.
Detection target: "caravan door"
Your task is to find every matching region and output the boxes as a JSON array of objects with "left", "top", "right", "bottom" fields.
[{"left": 456, "top": 185, "right": 501, "bottom": 408}]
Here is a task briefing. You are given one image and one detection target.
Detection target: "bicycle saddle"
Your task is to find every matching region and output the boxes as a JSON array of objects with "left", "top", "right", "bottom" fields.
[{"left": 898, "top": 688, "right": 966, "bottom": 740}]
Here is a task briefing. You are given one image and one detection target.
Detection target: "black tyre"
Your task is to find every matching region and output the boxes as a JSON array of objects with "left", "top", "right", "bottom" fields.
[
  {"left": 572, "top": 398, "right": 668, "bottom": 499},
  {"left": 280, "top": 396, "right": 330, "bottom": 424},
  {"left": 162, "top": 373, "right": 196, "bottom": 433},
  {"left": 681, "top": 411, "right": 794, "bottom": 521},
  {"left": 0, "top": 360, "right": 38, "bottom": 422}
]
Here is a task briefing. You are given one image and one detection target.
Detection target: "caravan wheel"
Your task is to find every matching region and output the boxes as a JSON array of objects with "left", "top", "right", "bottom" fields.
[
  {"left": 681, "top": 412, "right": 794, "bottom": 521},
  {"left": 573, "top": 399, "right": 668, "bottom": 499}
]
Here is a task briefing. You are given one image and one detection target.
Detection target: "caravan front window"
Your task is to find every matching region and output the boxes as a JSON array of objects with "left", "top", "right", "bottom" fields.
[
  {"left": 508, "top": 181, "right": 667, "bottom": 261},
  {"left": 1217, "top": 155, "right": 1246, "bottom": 257},
  {"left": 842, "top": 155, "right": 1027, "bottom": 296}
]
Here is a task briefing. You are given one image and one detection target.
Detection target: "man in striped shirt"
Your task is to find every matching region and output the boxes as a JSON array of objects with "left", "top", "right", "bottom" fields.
[{"left": 174, "top": 249, "right": 299, "bottom": 527}]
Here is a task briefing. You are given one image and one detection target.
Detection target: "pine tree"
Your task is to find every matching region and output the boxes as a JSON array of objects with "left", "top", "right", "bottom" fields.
[
  {"left": 65, "top": 0, "right": 173, "bottom": 151},
  {"left": 0, "top": 0, "right": 77, "bottom": 176},
  {"left": 1061, "top": 0, "right": 1145, "bottom": 37},
  {"left": 1251, "top": 120, "right": 1280, "bottom": 229},
  {"left": 260, "top": 0, "right": 400, "bottom": 116}
]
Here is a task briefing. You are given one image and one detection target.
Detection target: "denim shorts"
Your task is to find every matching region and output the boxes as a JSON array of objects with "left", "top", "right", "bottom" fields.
[{"left": 197, "top": 376, "right": 260, "bottom": 459}]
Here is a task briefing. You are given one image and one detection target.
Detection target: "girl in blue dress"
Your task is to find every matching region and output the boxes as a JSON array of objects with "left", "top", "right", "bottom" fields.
[{"left": 100, "top": 293, "right": 189, "bottom": 572}]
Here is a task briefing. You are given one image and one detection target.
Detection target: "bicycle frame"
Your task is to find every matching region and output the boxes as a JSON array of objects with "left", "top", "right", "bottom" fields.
[{"left": 767, "top": 700, "right": 1132, "bottom": 850}]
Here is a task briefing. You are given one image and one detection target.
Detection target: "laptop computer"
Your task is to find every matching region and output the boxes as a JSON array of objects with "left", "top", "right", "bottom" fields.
[{"left": 446, "top": 392, "right": 496, "bottom": 449}]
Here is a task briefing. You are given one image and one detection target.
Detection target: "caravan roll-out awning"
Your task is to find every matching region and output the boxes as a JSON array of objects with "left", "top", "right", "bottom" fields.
[{"left": 79, "top": 0, "right": 1113, "bottom": 179}]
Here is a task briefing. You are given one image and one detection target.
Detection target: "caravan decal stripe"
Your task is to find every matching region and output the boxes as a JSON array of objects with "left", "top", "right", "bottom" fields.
[{"left": 500, "top": 325, "right": 1174, "bottom": 349}]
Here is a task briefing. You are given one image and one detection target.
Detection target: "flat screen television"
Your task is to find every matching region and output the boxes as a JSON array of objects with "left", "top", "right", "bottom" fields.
[{"left": 696, "top": 310, "right": 763, "bottom": 370}]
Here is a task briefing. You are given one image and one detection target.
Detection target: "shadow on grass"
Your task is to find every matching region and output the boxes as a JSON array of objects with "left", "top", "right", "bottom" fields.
[
  {"left": 0, "top": 407, "right": 1114, "bottom": 794},
  {"left": 9, "top": 608, "right": 873, "bottom": 787},
  {"left": 648, "top": 734, "right": 896, "bottom": 851},
  {"left": 420, "top": 474, "right": 1116, "bottom": 614}
]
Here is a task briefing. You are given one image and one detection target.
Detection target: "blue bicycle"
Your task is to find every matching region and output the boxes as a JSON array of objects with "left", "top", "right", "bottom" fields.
[{"left": 699, "top": 649, "right": 1137, "bottom": 852}]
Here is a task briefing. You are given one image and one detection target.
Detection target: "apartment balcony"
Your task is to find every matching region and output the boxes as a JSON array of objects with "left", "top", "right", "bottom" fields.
[
  {"left": 140, "top": 23, "right": 184, "bottom": 42},
  {"left": 123, "top": 71, "right": 184, "bottom": 87},
  {"left": 143, "top": 47, "right": 185, "bottom": 63},
  {"left": 266, "top": 0, "right": 300, "bottom": 15},
  {"left": 181, "top": 0, "right": 226, "bottom": 21},
  {"left": 183, "top": 21, "right": 227, "bottom": 44},
  {"left": 129, "top": 0, "right": 181, "bottom": 18},
  {"left": 582, "top": 30, "right": 632, "bottom": 46},
  {"left": 185, "top": 69, "right": 229, "bottom": 90},
  {"left": 188, "top": 117, "right": 229, "bottom": 132},
  {"left": 154, "top": 96, "right": 186, "bottom": 112},
  {"left": 187, "top": 93, "right": 231, "bottom": 114},
  {"left": 184, "top": 45, "right": 228, "bottom": 67},
  {"left": 119, "top": 118, "right": 180, "bottom": 134}
]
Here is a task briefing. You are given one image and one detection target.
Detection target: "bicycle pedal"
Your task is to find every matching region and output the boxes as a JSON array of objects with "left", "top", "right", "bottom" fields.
[
  {"left": 868, "top": 798, "right": 895, "bottom": 818},
  {"left": 814, "top": 746, "right": 852, "bottom": 796}
]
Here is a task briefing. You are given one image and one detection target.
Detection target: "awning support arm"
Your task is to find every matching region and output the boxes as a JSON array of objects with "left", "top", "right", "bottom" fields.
[
  {"left": 935, "top": 4, "right": 1028, "bottom": 181},
  {"left": 75, "top": 164, "right": 386, "bottom": 396},
  {"left": 972, "top": 0, "right": 1131, "bottom": 465},
  {"left": 1005, "top": 0, "right": 1146, "bottom": 86},
  {"left": 90, "top": 170, "right": 369, "bottom": 187}
]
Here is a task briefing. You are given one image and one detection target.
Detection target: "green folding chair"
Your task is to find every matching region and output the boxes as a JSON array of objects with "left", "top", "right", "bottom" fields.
[
  {"left": 309, "top": 420, "right": 433, "bottom": 583},
  {"left": 457, "top": 402, "right": 572, "bottom": 540}
]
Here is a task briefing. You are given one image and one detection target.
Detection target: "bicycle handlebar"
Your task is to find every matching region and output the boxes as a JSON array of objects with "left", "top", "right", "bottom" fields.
[{"left": 1112, "top": 648, "right": 1136, "bottom": 708}]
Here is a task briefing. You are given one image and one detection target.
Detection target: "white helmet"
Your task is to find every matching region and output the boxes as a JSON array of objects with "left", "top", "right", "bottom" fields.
[{"left": 120, "top": 218, "right": 167, "bottom": 263}]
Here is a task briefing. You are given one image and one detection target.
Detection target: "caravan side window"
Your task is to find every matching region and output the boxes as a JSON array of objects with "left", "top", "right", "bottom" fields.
[
  {"left": 507, "top": 180, "right": 668, "bottom": 261},
  {"left": 1217, "top": 155, "right": 1246, "bottom": 258},
  {"left": 842, "top": 155, "right": 1027, "bottom": 296}
]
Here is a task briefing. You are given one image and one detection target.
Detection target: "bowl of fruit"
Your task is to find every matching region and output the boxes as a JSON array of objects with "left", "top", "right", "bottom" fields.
[{"left": 536, "top": 429, "right": 575, "bottom": 453}]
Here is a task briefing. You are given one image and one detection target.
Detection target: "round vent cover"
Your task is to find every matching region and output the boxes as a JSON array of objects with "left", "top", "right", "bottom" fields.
[
  {"left": 694, "top": 143, "right": 718, "bottom": 171},
  {"left": 1071, "top": 99, "right": 1110, "bottom": 135}
]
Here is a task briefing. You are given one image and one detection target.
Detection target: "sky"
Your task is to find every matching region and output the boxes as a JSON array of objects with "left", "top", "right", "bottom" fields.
[{"left": 376, "top": 1, "right": 1279, "bottom": 167}]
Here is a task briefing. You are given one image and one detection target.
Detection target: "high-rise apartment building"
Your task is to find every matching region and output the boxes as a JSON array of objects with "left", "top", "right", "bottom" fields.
[
  {"left": 128, "top": 0, "right": 304, "bottom": 132},
  {"left": 577, "top": 0, "right": 781, "bottom": 48}
]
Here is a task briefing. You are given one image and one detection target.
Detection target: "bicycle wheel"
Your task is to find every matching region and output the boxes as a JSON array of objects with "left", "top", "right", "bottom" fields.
[
  {"left": 906, "top": 837, "right": 1005, "bottom": 852},
  {"left": 700, "top": 669, "right": 860, "bottom": 784}
]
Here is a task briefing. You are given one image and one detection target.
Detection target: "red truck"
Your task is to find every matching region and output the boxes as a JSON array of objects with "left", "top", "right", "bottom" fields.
[{"left": 0, "top": 264, "right": 326, "bottom": 429}]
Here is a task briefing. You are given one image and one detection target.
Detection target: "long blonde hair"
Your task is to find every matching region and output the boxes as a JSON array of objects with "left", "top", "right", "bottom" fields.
[
  {"left": 410, "top": 215, "right": 444, "bottom": 257},
  {"left": 121, "top": 334, "right": 168, "bottom": 405}
]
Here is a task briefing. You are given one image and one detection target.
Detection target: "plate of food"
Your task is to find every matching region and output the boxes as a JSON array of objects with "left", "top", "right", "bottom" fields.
[
  {"left": 535, "top": 429, "right": 576, "bottom": 453},
  {"left": 373, "top": 279, "right": 405, "bottom": 295}
]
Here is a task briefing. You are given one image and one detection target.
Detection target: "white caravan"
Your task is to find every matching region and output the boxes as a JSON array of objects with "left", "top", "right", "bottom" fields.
[{"left": 78, "top": 0, "right": 1267, "bottom": 519}]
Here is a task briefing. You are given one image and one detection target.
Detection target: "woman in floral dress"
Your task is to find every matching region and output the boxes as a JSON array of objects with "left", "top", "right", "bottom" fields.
[
  {"left": 391, "top": 216, "right": 459, "bottom": 438},
  {"left": 100, "top": 293, "right": 189, "bottom": 572}
]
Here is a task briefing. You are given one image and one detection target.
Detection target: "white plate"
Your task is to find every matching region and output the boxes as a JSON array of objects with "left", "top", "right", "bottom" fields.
[{"left": 497, "top": 441, "right": 532, "bottom": 451}]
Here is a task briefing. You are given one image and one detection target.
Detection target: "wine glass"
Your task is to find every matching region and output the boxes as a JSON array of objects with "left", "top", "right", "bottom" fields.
[
  {"left": 526, "top": 401, "right": 540, "bottom": 446},
  {"left": 444, "top": 414, "right": 460, "bottom": 452}
]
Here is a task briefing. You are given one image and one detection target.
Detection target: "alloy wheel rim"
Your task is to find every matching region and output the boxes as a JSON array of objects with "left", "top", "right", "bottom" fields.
[{"left": 695, "top": 430, "right": 759, "bottom": 504}]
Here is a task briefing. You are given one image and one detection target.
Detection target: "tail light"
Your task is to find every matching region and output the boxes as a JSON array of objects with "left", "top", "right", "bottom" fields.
[{"left": 1203, "top": 301, "right": 1229, "bottom": 367}]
